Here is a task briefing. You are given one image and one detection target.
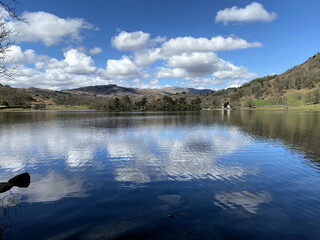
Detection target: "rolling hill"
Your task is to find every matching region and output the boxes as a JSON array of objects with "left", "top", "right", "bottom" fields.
[{"left": 205, "top": 52, "right": 320, "bottom": 107}]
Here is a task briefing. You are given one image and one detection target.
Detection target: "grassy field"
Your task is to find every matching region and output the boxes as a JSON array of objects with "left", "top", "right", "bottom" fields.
[
  {"left": 285, "top": 91, "right": 305, "bottom": 105},
  {"left": 248, "top": 103, "right": 320, "bottom": 111},
  {"left": 0, "top": 105, "right": 91, "bottom": 111},
  {"left": 253, "top": 99, "right": 273, "bottom": 107},
  {"left": 0, "top": 108, "right": 32, "bottom": 111},
  {"left": 237, "top": 89, "right": 320, "bottom": 111},
  {"left": 1, "top": 103, "right": 320, "bottom": 112}
]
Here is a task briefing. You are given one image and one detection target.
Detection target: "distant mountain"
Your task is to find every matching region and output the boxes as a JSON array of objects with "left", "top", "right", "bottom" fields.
[
  {"left": 63, "top": 84, "right": 211, "bottom": 97},
  {"left": 64, "top": 84, "right": 139, "bottom": 96},
  {"left": 162, "top": 87, "right": 211, "bottom": 95}
]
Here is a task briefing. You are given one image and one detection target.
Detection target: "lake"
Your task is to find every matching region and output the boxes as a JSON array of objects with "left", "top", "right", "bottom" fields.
[{"left": 0, "top": 110, "right": 320, "bottom": 240}]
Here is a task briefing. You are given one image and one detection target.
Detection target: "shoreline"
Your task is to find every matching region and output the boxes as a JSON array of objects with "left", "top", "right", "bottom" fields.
[{"left": 1, "top": 104, "right": 320, "bottom": 112}]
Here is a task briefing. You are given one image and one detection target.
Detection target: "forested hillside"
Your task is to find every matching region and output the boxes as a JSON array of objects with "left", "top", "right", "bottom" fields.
[{"left": 205, "top": 52, "right": 320, "bottom": 108}]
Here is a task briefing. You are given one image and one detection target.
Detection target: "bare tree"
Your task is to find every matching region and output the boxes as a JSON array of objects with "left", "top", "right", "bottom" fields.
[{"left": 0, "top": 0, "right": 23, "bottom": 77}]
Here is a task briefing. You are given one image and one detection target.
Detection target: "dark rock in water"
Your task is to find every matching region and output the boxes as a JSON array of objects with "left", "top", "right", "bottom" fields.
[
  {"left": 0, "top": 173, "right": 30, "bottom": 194},
  {"left": 0, "top": 182, "right": 14, "bottom": 193},
  {"left": 8, "top": 172, "right": 31, "bottom": 188},
  {"left": 168, "top": 214, "right": 176, "bottom": 219}
]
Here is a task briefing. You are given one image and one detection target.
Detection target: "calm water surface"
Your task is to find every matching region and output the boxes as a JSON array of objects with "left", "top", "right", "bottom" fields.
[{"left": 0, "top": 110, "right": 320, "bottom": 239}]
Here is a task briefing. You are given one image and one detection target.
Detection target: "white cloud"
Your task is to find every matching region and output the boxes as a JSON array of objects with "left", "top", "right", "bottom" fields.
[
  {"left": 132, "top": 78, "right": 163, "bottom": 89},
  {"left": 160, "top": 36, "right": 262, "bottom": 56},
  {"left": 1, "top": 64, "right": 124, "bottom": 90},
  {"left": 64, "top": 46, "right": 102, "bottom": 55},
  {"left": 111, "top": 31, "right": 150, "bottom": 51},
  {"left": 2, "top": 26, "right": 262, "bottom": 90},
  {"left": 215, "top": 2, "right": 277, "bottom": 25},
  {"left": 34, "top": 49, "right": 96, "bottom": 75},
  {"left": 183, "top": 78, "right": 225, "bottom": 88},
  {"left": 36, "top": 58, "right": 67, "bottom": 70},
  {"left": 63, "top": 49, "right": 97, "bottom": 75},
  {"left": 132, "top": 79, "right": 140, "bottom": 84},
  {"left": 106, "top": 56, "right": 141, "bottom": 78},
  {"left": 156, "top": 67, "right": 186, "bottom": 79},
  {"left": 89, "top": 47, "right": 102, "bottom": 55},
  {"left": 167, "top": 52, "right": 223, "bottom": 77},
  {"left": 8, "top": 11, "right": 94, "bottom": 46},
  {"left": 108, "top": 31, "right": 261, "bottom": 88},
  {"left": 227, "top": 80, "right": 248, "bottom": 88},
  {"left": 6, "top": 45, "right": 43, "bottom": 65},
  {"left": 149, "top": 36, "right": 167, "bottom": 45},
  {"left": 5, "top": 46, "right": 99, "bottom": 80},
  {"left": 134, "top": 48, "right": 163, "bottom": 66},
  {"left": 212, "top": 65, "right": 257, "bottom": 80},
  {"left": 156, "top": 52, "right": 257, "bottom": 87},
  {"left": 45, "top": 68, "right": 69, "bottom": 81}
]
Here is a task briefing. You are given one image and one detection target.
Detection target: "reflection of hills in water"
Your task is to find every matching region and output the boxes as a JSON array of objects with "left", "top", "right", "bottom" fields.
[
  {"left": 214, "top": 111, "right": 320, "bottom": 168},
  {"left": 0, "top": 111, "right": 319, "bottom": 203},
  {"left": 0, "top": 112, "right": 258, "bottom": 191}
]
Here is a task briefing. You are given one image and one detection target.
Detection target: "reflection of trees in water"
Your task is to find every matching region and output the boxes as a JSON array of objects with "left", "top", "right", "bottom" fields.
[
  {"left": 0, "top": 194, "right": 20, "bottom": 216},
  {"left": 206, "top": 111, "right": 320, "bottom": 169},
  {"left": 1, "top": 111, "right": 320, "bottom": 178},
  {"left": 0, "top": 193, "right": 22, "bottom": 240}
]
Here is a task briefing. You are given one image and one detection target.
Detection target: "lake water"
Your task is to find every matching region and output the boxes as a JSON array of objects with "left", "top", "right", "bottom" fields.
[{"left": 0, "top": 110, "right": 320, "bottom": 239}]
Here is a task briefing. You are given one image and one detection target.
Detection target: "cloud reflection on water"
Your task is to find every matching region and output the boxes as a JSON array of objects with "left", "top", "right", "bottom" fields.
[
  {"left": 0, "top": 115, "right": 259, "bottom": 202},
  {"left": 23, "top": 171, "right": 87, "bottom": 202},
  {"left": 110, "top": 126, "right": 257, "bottom": 183},
  {"left": 214, "top": 190, "right": 272, "bottom": 214}
]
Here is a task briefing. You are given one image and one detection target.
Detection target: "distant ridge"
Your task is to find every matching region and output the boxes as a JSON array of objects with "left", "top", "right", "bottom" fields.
[
  {"left": 63, "top": 85, "right": 211, "bottom": 97},
  {"left": 162, "top": 87, "right": 211, "bottom": 95}
]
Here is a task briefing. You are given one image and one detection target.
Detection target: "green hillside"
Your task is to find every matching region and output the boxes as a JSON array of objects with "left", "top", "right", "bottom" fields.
[{"left": 204, "top": 52, "right": 320, "bottom": 109}]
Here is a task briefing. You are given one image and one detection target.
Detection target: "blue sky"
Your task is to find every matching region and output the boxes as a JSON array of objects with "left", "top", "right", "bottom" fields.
[{"left": 1, "top": 0, "right": 319, "bottom": 90}]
